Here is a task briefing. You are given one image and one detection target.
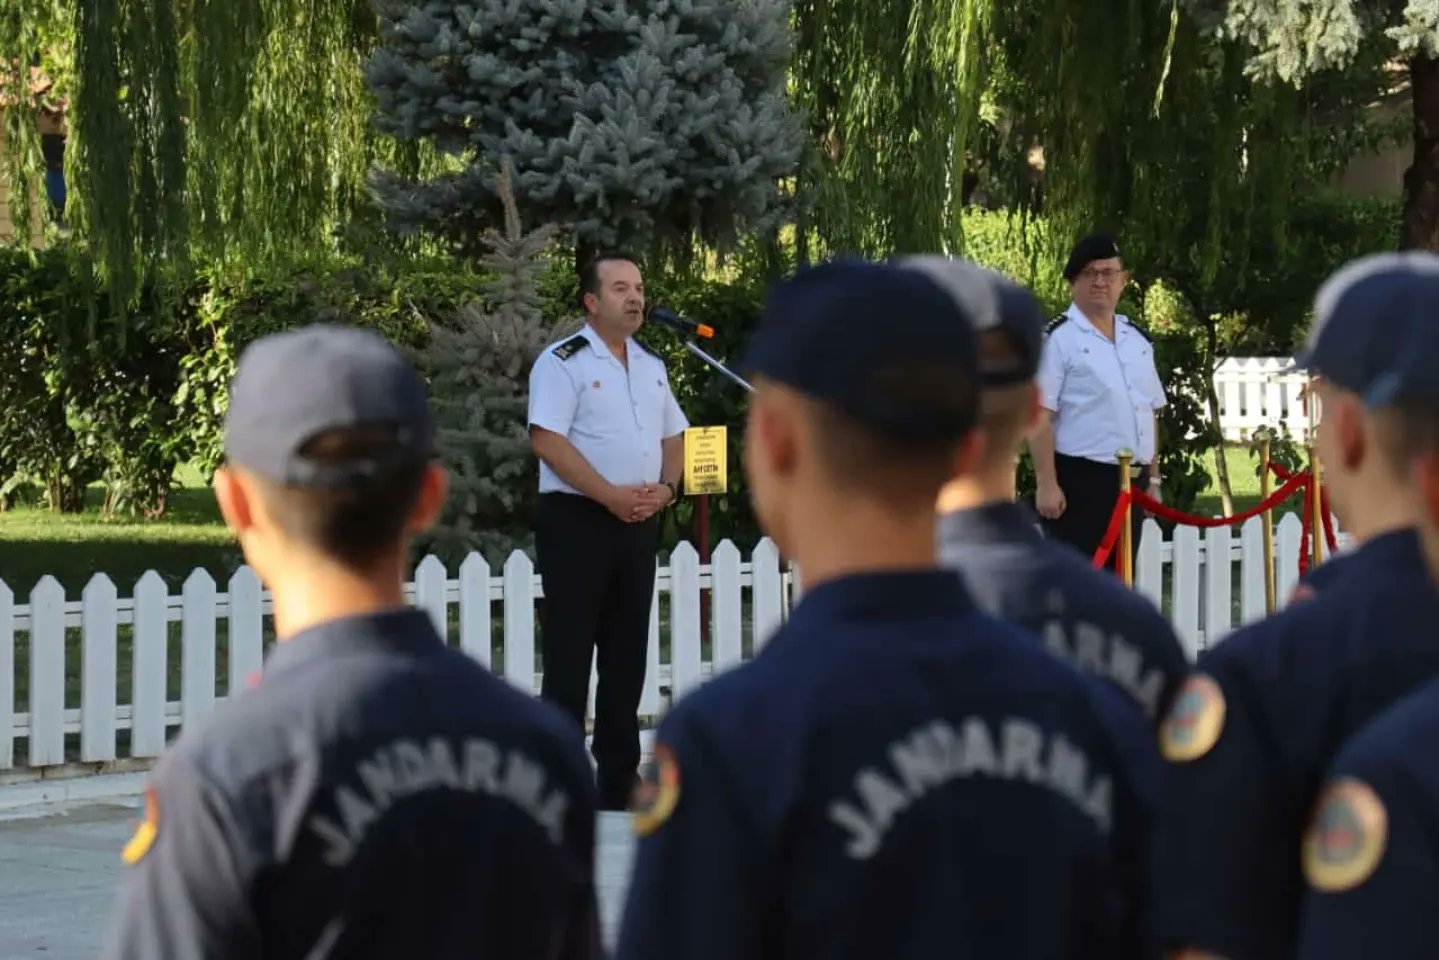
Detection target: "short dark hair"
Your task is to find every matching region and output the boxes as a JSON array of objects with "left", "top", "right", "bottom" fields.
[
  {"left": 1374, "top": 397, "right": 1439, "bottom": 477},
  {"left": 804, "top": 360, "right": 975, "bottom": 502},
  {"left": 248, "top": 425, "right": 429, "bottom": 569},
  {"left": 579, "top": 252, "right": 640, "bottom": 302}
]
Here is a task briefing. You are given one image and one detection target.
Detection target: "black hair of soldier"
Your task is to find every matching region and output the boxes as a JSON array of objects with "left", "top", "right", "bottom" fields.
[
  {"left": 804, "top": 358, "right": 979, "bottom": 502},
  {"left": 244, "top": 424, "right": 429, "bottom": 570},
  {"left": 578, "top": 251, "right": 641, "bottom": 306},
  {"left": 1374, "top": 395, "right": 1439, "bottom": 475}
]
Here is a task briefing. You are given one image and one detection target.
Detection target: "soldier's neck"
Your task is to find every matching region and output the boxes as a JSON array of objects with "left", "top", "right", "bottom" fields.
[
  {"left": 936, "top": 468, "right": 1016, "bottom": 514},
  {"left": 587, "top": 318, "right": 629, "bottom": 361},
  {"left": 1078, "top": 305, "right": 1116, "bottom": 339},
  {"left": 785, "top": 506, "right": 940, "bottom": 591},
  {"left": 267, "top": 555, "right": 408, "bottom": 641}
]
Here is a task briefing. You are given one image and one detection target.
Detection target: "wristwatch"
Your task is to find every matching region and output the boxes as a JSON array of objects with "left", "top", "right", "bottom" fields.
[{"left": 662, "top": 479, "right": 679, "bottom": 502}]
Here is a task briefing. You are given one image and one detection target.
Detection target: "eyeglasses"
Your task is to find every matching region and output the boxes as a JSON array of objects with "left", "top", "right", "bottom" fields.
[{"left": 1079, "top": 267, "right": 1125, "bottom": 284}]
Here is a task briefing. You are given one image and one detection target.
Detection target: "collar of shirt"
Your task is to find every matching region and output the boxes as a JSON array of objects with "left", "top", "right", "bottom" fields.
[
  {"left": 937, "top": 501, "right": 1044, "bottom": 548},
  {"left": 1066, "top": 302, "right": 1135, "bottom": 343},
  {"left": 262, "top": 608, "right": 444, "bottom": 678},
  {"left": 579, "top": 321, "right": 637, "bottom": 366},
  {"left": 776, "top": 569, "right": 975, "bottom": 649}
]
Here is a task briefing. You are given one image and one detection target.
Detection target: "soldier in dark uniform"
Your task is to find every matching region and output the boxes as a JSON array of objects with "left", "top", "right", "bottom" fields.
[
  {"left": 1150, "top": 253, "right": 1439, "bottom": 960},
  {"left": 101, "top": 325, "right": 601, "bottom": 959},
  {"left": 615, "top": 260, "right": 1159, "bottom": 960},
  {"left": 899, "top": 256, "right": 1188, "bottom": 727},
  {"left": 1290, "top": 252, "right": 1439, "bottom": 960}
]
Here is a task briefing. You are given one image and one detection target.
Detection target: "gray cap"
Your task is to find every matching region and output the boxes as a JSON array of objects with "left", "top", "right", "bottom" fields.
[{"left": 224, "top": 324, "right": 435, "bottom": 488}]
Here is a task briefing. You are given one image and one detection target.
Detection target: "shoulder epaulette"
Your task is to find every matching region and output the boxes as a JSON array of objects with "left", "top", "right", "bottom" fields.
[
  {"left": 1045, "top": 313, "right": 1070, "bottom": 335},
  {"left": 1120, "top": 316, "right": 1152, "bottom": 341},
  {"left": 552, "top": 334, "right": 589, "bottom": 361}
]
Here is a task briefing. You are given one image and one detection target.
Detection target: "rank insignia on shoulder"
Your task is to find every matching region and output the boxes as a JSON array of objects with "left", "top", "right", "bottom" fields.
[
  {"left": 121, "top": 786, "right": 160, "bottom": 865},
  {"left": 1044, "top": 314, "right": 1069, "bottom": 335},
  {"left": 553, "top": 335, "right": 588, "bottom": 361},
  {"left": 1303, "top": 777, "right": 1387, "bottom": 892},
  {"left": 1158, "top": 673, "right": 1226, "bottom": 762},
  {"left": 631, "top": 743, "right": 681, "bottom": 837}
]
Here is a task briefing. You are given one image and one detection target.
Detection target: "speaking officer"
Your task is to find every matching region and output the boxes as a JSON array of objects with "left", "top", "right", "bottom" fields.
[
  {"left": 100, "top": 325, "right": 601, "bottom": 959},
  {"left": 616, "top": 260, "right": 1159, "bottom": 960},
  {"left": 528, "top": 253, "right": 688, "bottom": 810},
  {"left": 902, "top": 256, "right": 1188, "bottom": 727},
  {"left": 1031, "top": 233, "right": 1166, "bottom": 571},
  {"left": 1288, "top": 253, "right": 1439, "bottom": 960},
  {"left": 1150, "top": 253, "right": 1439, "bottom": 960}
]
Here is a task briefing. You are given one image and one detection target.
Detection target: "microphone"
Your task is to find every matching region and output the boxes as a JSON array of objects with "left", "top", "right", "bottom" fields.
[{"left": 648, "top": 306, "right": 714, "bottom": 339}]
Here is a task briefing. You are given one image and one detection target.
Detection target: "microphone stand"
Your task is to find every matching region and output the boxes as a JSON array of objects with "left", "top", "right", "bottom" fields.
[{"left": 682, "top": 339, "right": 753, "bottom": 393}]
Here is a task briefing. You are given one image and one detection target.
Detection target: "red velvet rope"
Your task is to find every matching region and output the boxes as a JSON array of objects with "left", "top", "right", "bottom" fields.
[{"left": 1091, "top": 489, "right": 1132, "bottom": 568}]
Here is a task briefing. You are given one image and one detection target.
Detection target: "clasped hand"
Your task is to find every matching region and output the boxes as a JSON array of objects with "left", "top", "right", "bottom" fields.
[{"left": 605, "top": 484, "right": 672, "bottom": 523}]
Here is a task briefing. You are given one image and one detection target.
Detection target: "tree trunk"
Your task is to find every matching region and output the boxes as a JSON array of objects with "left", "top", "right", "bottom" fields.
[
  {"left": 1203, "top": 314, "right": 1235, "bottom": 516},
  {"left": 1402, "top": 53, "right": 1439, "bottom": 251}
]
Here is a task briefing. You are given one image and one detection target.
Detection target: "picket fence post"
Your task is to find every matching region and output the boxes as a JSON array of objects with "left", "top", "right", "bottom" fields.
[
  {"left": 751, "top": 538, "right": 784, "bottom": 653},
  {"left": 182, "top": 570, "right": 218, "bottom": 732},
  {"left": 81, "top": 575, "right": 118, "bottom": 762},
  {"left": 132, "top": 571, "right": 169, "bottom": 758},
  {"left": 28, "top": 577, "right": 66, "bottom": 767},
  {"left": 458, "top": 554, "right": 492, "bottom": 668},
  {"left": 0, "top": 580, "right": 12, "bottom": 769},
  {"left": 229, "top": 566, "right": 264, "bottom": 695},
  {"left": 1203, "top": 525, "right": 1233, "bottom": 650},
  {"left": 502, "top": 551, "right": 536, "bottom": 693},
  {"left": 711, "top": 541, "right": 744, "bottom": 674}
]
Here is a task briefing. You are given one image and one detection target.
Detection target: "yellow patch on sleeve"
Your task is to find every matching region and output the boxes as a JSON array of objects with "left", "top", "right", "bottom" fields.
[
  {"left": 121, "top": 787, "right": 159, "bottom": 865},
  {"left": 631, "top": 744, "right": 681, "bottom": 838},
  {"left": 1159, "top": 673, "right": 1227, "bottom": 762},
  {"left": 1303, "top": 777, "right": 1388, "bottom": 893}
]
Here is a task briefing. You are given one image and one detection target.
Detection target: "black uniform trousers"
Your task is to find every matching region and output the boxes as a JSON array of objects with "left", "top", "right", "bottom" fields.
[
  {"left": 1041, "top": 453, "right": 1144, "bottom": 576},
  {"left": 535, "top": 491, "right": 658, "bottom": 810}
]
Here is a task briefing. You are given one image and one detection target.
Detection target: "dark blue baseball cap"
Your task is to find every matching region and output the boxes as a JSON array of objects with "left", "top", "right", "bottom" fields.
[
  {"left": 740, "top": 258, "right": 980, "bottom": 440},
  {"left": 224, "top": 324, "right": 435, "bottom": 488},
  {"left": 896, "top": 255, "right": 1044, "bottom": 385},
  {"left": 1294, "top": 251, "right": 1439, "bottom": 406}
]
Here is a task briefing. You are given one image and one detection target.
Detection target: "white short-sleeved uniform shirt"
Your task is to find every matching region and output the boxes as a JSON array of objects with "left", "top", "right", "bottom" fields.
[
  {"left": 527, "top": 322, "right": 689, "bottom": 495},
  {"left": 1037, "top": 303, "right": 1167, "bottom": 465}
]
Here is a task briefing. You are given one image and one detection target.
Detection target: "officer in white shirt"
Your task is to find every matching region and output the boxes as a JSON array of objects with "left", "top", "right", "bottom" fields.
[
  {"left": 1030, "top": 234, "right": 1166, "bottom": 573},
  {"left": 528, "top": 252, "right": 689, "bottom": 810}
]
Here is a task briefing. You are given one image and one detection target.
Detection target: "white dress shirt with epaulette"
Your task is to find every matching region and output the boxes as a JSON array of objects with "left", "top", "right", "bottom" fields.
[
  {"left": 527, "top": 322, "right": 689, "bottom": 495},
  {"left": 1037, "top": 302, "right": 1166, "bottom": 465}
]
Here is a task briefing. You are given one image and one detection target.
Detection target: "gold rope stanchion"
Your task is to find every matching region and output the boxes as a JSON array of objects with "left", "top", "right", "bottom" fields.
[
  {"left": 1117, "top": 449, "right": 1134, "bottom": 588},
  {"left": 1308, "top": 441, "right": 1326, "bottom": 568},
  {"left": 1258, "top": 430, "right": 1277, "bottom": 613}
]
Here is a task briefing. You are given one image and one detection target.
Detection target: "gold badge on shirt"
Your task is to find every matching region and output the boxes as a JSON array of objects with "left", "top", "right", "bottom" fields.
[
  {"left": 121, "top": 787, "right": 160, "bottom": 865},
  {"left": 1158, "top": 673, "right": 1226, "bottom": 762},
  {"left": 631, "top": 744, "right": 681, "bottom": 837},
  {"left": 1303, "top": 777, "right": 1387, "bottom": 892}
]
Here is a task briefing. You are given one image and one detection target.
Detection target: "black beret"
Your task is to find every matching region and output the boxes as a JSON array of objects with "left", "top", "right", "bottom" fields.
[{"left": 1063, "top": 233, "right": 1122, "bottom": 281}]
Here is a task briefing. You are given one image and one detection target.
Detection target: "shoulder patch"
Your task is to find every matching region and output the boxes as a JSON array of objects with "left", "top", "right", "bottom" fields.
[
  {"left": 1303, "top": 777, "right": 1388, "bottom": 892},
  {"left": 1158, "top": 673, "right": 1226, "bottom": 762},
  {"left": 121, "top": 787, "right": 159, "bottom": 865},
  {"left": 631, "top": 743, "right": 681, "bottom": 837},
  {"left": 1044, "top": 313, "right": 1069, "bottom": 335},
  {"left": 552, "top": 335, "right": 589, "bottom": 361}
]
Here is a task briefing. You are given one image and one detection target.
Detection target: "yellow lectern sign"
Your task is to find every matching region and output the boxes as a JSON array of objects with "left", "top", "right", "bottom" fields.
[{"left": 683, "top": 426, "right": 728, "bottom": 495}]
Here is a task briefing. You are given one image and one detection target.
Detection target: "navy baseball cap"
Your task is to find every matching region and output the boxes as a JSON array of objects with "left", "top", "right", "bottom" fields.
[
  {"left": 1064, "top": 233, "right": 1122, "bottom": 281},
  {"left": 896, "top": 256, "right": 1044, "bottom": 385},
  {"left": 224, "top": 324, "right": 435, "bottom": 488},
  {"left": 1294, "top": 251, "right": 1439, "bottom": 405},
  {"left": 741, "top": 259, "right": 980, "bottom": 440}
]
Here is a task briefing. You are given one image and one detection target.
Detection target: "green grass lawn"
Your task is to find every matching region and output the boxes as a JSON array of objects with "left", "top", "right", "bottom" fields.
[{"left": 1, "top": 446, "right": 1310, "bottom": 597}]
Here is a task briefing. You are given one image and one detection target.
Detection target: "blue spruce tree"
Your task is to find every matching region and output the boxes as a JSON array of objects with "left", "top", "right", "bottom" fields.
[{"left": 365, "top": 0, "right": 804, "bottom": 263}]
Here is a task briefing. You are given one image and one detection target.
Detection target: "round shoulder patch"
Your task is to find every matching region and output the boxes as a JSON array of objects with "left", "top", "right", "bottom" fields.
[
  {"left": 1159, "top": 673, "right": 1227, "bottom": 762},
  {"left": 121, "top": 787, "right": 159, "bottom": 865},
  {"left": 1303, "top": 777, "right": 1388, "bottom": 893},
  {"left": 631, "top": 743, "right": 681, "bottom": 838}
]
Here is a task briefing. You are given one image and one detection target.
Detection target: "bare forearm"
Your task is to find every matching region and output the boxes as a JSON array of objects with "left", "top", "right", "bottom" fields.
[
  {"left": 661, "top": 435, "right": 684, "bottom": 487},
  {"left": 530, "top": 428, "right": 615, "bottom": 504},
  {"left": 1029, "top": 414, "right": 1059, "bottom": 486}
]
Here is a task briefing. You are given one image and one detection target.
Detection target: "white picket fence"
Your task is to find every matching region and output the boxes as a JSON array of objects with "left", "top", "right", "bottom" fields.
[
  {"left": 1, "top": 516, "right": 1339, "bottom": 775},
  {"left": 1212, "top": 357, "right": 1313, "bottom": 441}
]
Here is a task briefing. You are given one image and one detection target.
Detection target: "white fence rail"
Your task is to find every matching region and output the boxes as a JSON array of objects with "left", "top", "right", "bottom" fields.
[
  {"left": 2, "top": 516, "right": 1336, "bottom": 774},
  {"left": 1213, "top": 357, "right": 1312, "bottom": 441}
]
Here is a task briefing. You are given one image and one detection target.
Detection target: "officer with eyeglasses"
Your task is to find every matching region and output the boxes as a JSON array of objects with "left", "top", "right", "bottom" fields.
[{"left": 1029, "top": 233, "right": 1166, "bottom": 574}]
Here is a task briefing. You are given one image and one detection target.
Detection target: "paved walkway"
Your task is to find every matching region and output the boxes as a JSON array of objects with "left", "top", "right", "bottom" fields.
[{"left": 0, "top": 800, "right": 638, "bottom": 959}]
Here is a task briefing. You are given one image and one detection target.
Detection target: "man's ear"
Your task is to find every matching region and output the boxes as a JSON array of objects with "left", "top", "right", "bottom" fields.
[
  {"left": 213, "top": 466, "right": 255, "bottom": 535},
  {"left": 1335, "top": 395, "right": 1368, "bottom": 471},
  {"left": 407, "top": 463, "right": 449, "bottom": 534}
]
